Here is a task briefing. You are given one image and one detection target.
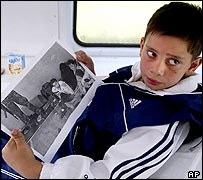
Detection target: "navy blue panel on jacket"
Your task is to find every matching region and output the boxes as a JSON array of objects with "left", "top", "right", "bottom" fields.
[
  {"left": 65, "top": 83, "right": 202, "bottom": 161},
  {"left": 103, "top": 65, "right": 133, "bottom": 83}
]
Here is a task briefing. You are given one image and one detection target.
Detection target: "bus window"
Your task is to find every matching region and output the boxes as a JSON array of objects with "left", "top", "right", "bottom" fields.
[{"left": 74, "top": 1, "right": 202, "bottom": 47}]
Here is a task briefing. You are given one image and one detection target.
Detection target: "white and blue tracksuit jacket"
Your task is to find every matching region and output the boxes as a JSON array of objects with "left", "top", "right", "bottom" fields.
[{"left": 1, "top": 62, "right": 202, "bottom": 179}]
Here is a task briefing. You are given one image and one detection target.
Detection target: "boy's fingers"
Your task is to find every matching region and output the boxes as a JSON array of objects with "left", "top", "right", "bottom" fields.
[
  {"left": 75, "top": 51, "right": 86, "bottom": 60},
  {"left": 7, "top": 138, "right": 16, "bottom": 146},
  {"left": 3, "top": 138, "right": 16, "bottom": 152},
  {"left": 11, "top": 129, "right": 26, "bottom": 147},
  {"left": 75, "top": 54, "right": 83, "bottom": 61},
  {"left": 75, "top": 50, "right": 85, "bottom": 55}
]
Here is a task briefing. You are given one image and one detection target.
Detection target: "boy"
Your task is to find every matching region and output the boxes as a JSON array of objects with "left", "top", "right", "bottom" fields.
[{"left": 2, "top": 2, "right": 202, "bottom": 179}]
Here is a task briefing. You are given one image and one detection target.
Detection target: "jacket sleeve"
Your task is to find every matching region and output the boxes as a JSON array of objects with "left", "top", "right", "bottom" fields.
[{"left": 40, "top": 121, "right": 189, "bottom": 179}]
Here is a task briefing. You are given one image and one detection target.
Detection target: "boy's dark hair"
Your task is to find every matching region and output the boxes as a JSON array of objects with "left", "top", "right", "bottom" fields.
[{"left": 144, "top": 2, "right": 202, "bottom": 59}]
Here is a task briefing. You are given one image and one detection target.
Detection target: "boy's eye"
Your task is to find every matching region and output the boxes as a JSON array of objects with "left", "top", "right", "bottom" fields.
[
  {"left": 169, "top": 59, "right": 179, "bottom": 65},
  {"left": 147, "top": 50, "right": 156, "bottom": 57}
]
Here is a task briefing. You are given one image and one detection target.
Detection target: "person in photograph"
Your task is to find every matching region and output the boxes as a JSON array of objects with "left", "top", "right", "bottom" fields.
[
  {"left": 82, "top": 72, "right": 95, "bottom": 92},
  {"left": 1, "top": 90, "right": 43, "bottom": 132},
  {"left": 40, "top": 78, "right": 59, "bottom": 101},
  {"left": 59, "top": 59, "right": 78, "bottom": 92},
  {"left": 75, "top": 69, "right": 87, "bottom": 96},
  {"left": 51, "top": 78, "right": 75, "bottom": 118},
  {"left": 51, "top": 78, "right": 74, "bottom": 99}
]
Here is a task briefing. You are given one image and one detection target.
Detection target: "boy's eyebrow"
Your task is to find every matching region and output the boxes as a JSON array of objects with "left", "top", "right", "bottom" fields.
[
  {"left": 146, "top": 45, "right": 184, "bottom": 60},
  {"left": 165, "top": 53, "right": 184, "bottom": 60},
  {"left": 146, "top": 45, "right": 158, "bottom": 53}
]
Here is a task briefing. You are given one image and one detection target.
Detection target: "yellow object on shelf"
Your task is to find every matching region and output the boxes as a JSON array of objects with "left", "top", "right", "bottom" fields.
[{"left": 1, "top": 67, "right": 5, "bottom": 74}]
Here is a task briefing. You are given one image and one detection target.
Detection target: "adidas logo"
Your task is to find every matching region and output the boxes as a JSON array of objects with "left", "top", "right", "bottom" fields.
[{"left": 129, "top": 98, "right": 142, "bottom": 109}]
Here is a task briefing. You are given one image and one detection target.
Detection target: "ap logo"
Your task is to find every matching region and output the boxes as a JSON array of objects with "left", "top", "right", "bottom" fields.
[{"left": 188, "top": 171, "right": 200, "bottom": 178}]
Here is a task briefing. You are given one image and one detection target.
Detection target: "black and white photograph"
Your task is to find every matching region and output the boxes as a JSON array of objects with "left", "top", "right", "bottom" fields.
[{"left": 1, "top": 41, "right": 102, "bottom": 162}]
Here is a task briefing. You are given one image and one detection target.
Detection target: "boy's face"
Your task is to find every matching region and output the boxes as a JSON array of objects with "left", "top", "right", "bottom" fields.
[{"left": 139, "top": 32, "right": 201, "bottom": 90}]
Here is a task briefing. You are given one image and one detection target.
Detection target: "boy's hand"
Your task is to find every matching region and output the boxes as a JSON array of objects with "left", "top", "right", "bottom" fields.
[
  {"left": 75, "top": 50, "right": 96, "bottom": 75},
  {"left": 2, "top": 129, "right": 42, "bottom": 179}
]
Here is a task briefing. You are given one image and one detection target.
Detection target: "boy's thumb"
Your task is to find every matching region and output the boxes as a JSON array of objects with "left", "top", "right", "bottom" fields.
[{"left": 11, "top": 129, "right": 26, "bottom": 146}]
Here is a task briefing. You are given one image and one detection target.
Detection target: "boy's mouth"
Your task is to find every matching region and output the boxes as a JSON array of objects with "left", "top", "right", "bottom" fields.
[{"left": 146, "top": 77, "right": 161, "bottom": 86}]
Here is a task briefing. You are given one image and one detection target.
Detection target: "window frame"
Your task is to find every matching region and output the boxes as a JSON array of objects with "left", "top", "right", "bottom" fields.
[{"left": 73, "top": 1, "right": 140, "bottom": 48}]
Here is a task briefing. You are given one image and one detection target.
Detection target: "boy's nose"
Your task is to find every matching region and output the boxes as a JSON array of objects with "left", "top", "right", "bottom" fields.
[{"left": 152, "top": 59, "right": 166, "bottom": 76}]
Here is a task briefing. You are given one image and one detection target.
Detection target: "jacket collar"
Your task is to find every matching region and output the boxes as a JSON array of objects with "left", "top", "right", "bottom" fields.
[{"left": 127, "top": 60, "right": 201, "bottom": 95}]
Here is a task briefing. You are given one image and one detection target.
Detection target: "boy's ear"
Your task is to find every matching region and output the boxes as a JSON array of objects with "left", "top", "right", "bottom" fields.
[
  {"left": 185, "top": 57, "right": 202, "bottom": 77},
  {"left": 139, "top": 37, "right": 145, "bottom": 57}
]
